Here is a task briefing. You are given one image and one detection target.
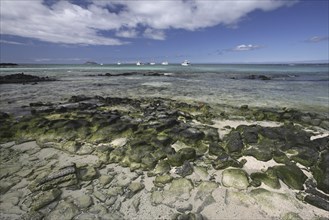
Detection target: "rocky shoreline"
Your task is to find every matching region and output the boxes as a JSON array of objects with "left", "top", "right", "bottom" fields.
[{"left": 0, "top": 95, "right": 328, "bottom": 219}]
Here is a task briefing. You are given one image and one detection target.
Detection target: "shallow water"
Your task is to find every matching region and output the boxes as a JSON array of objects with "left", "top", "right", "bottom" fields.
[{"left": 1, "top": 64, "right": 328, "bottom": 115}]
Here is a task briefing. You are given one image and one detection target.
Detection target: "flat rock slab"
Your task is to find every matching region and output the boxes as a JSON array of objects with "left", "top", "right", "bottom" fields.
[{"left": 222, "top": 168, "right": 249, "bottom": 190}]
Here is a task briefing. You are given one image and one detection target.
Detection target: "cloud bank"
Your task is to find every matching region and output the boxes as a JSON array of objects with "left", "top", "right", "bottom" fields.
[{"left": 0, "top": 0, "right": 295, "bottom": 45}]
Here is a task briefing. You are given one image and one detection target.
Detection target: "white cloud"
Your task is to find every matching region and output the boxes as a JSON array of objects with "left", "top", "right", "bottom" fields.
[
  {"left": 231, "top": 44, "right": 263, "bottom": 51},
  {"left": 0, "top": 0, "right": 295, "bottom": 46},
  {"left": 0, "top": 40, "right": 25, "bottom": 45},
  {"left": 306, "top": 36, "right": 329, "bottom": 43},
  {"left": 143, "top": 28, "right": 166, "bottom": 40},
  {"left": 116, "top": 29, "right": 138, "bottom": 38}
]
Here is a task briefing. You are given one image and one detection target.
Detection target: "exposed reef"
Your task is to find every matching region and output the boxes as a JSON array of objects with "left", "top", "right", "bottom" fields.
[{"left": 0, "top": 95, "right": 328, "bottom": 219}]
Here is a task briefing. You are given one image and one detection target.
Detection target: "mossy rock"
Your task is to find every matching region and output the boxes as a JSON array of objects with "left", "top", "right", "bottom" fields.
[
  {"left": 224, "top": 131, "right": 244, "bottom": 153},
  {"left": 312, "top": 150, "right": 329, "bottom": 194},
  {"left": 195, "top": 181, "right": 219, "bottom": 200},
  {"left": 150, "top": 160, "right": 171, "bottom": 176},
  {"left": 250, "top": 168, "right": 280, "bottom": 189},
  {"left": 31, "top": 188, "right": 62, "bottom": 211},
  {"left": 212, "top": 155, "right": 243, "bottom": 170},
  {"left": 79, "top": 166, "right": 98, "bottom": 181},
  {"left": 141, "top": 154, "right": 157, "bottom": 170},
  {"left": 208, "top": 142, "right": 225, "bottom": 156},
  {"left": 273, "top": 164, "right": 307, "bottom": 190},
  {"left": 168, "top": 178, "right": 194, "bottom": 195},
  {"left": 222, "top": 168, "right": 249, "bottom": 190},
  {"left": 154, "top": 175, "right": 173, "bottom": 187},
  {"left": 273, "top": 150, "right": 290, "bottom": 164},
  {"left": 167, "top": 148, "right": 196, "bottom": 167}
]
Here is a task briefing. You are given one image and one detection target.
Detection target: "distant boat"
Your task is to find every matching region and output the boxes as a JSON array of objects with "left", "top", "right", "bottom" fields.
[
  {"left": 181, "top": 60, "right": 190, "bottom": 66},
  {"left": 117, "top": 62, "right": 121, "bottom": 65},
  {"left": 136, "top": 61, "right": 142, "bottom": 66},
  {"left": 100, "top": 63, "right": 103, "bottom": 66},
  {"left": 161, "top": 61, "right": 169, "bottom": 65},
  {"left": 150, "top": 62, "right": 156, "bottom": 65}
]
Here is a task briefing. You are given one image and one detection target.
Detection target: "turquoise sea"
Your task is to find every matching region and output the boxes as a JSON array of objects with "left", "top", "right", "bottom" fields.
[{"left": 0, "top": 63, "right": 328, "bottom": 115}]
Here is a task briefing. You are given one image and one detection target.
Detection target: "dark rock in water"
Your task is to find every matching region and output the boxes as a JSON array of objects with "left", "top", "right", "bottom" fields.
[
  {"left": 246, "top": 74, "right": 271, "bottom": 80},
  {"left": 0, "top": 73, "right": 56, "bottom": 84},
  {"left": 0, "top": 63, "right": 18, "bottom": 67},
  {"left": 273, "top": 164, "right": 307, "bottom": 190},
  {"left": 69, "top": 95, "right": 91, "bottom": 103},
  {"left": 224, "top": 131, "right": 244, "bottom": 153},
  {"left": 176, "top": 161, "right": 194, "bottom": 177}
]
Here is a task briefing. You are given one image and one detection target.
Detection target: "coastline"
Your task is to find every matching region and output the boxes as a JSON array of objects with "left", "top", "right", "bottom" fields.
[{"left": 1, "top": 95, "right": 328, "bottom": 219}]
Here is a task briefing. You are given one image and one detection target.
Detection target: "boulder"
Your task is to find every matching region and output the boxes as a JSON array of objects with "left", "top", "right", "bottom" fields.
[
  {"left": 175, "top": 161, "right": 193, "bottom": 177},
  {"left": 224, "top": 131, "right": 244, "bottom": 153},
  {"left": 45, "top": 200, "right": 79, "bottom": 220},
  {"left": 273, "top": 164, "right": 307, "bottom": 190},
  {"left": 31, "top": 188, "right": 62, "bottom": 211},
  {"left": 154, "top": 175, "right": 174, "bottom": 187},
  {"left": 79, "top": 166, "right": 98, "bottom": 181},
  {"left": 222, "top": 168, "right": 249, "bottom": 190}
]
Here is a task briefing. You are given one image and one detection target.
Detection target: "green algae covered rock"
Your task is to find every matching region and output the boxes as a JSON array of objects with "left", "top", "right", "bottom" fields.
[
  {"left": 154, "top": 175, "right": 174, "bottom": 187},
  {"left": 195, "top": 181, "right": 218, "bottom": 200},
  {"left": 149, "top": 160, "right": 171, "bottom": 176},
  {"left": 78, "top": 166, "right": 98, "bottom": 181},
  {"left": 312, "top": 150, "right": 329, "bottom": 194},
  {"left": 208, "top": 142, "right": 226, "bottom": 156},
  {"left": 273, "top": 164, "right": 307, "bottom": 190},
  {"left": 222, "top": 168, "right": 249, "bottom": 190},
  {"left": 224, "top": 131, "right": 244, "bottom": 153},
  {"left": 46, "top": 200, "right": 79, "bottom": 220},
  {"left": 31, "top": 188, "right": 62, "bottom": 211},
  {"left": 167, "top": 148, "right": 196, "bottom": 167},
  {"left": 250, "top": 168, "right": 281, "bottom": 189},
  {"left": 168, "top": 178, "right": 194, "bottom": 196}
]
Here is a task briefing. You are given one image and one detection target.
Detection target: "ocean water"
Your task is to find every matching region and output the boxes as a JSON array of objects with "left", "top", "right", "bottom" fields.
[{"left": 1, "top": 64, "right": 328, "bottom": 115}]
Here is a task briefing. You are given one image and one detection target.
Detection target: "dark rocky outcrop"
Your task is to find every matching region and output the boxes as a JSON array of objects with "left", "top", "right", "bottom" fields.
[{"left": 0, "top": 73, "right": 56, "bottom": 84}]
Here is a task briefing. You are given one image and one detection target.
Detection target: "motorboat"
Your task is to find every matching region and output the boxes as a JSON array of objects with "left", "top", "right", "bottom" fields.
[
  {"left": 181, "top": 60, "right": 190, "bottom": 66},
  {"left": 117, "top": 62, "right": 121, "bottom": 65},
  {"left": 161, "top": 61, "right": 169, "bottom": 65},
  {"left": 150, "top": 62, "right": 156, "bottom": 65}
]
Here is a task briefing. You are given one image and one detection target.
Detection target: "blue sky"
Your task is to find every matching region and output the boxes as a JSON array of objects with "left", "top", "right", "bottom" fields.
[{"left": 0, "top": 0, "right": 328, "bottom": 64}]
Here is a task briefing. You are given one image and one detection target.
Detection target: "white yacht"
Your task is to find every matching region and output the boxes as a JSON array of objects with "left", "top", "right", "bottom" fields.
[
  {"left": 161, "top": 61, "right": 169, "bottom": 65},
  {"left": 181, "top": 60, "right": 190, "bottom": 66},
  {"left": 150, "top": 62, "right": 156, "bottom": 65}
]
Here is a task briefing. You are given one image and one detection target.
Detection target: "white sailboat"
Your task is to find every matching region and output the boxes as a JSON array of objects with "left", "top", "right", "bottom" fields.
[{"left": 136, "top": 61, "right": 142, "bottom": 66}]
